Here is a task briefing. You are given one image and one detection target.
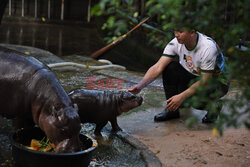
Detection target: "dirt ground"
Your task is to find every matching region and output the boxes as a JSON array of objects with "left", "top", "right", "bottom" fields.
[
  {"left": 118, "top": 108, "right": 250, "bottom": 167},
  {"left": 134, "top": 127, "right": 250, "bottom": 167}
]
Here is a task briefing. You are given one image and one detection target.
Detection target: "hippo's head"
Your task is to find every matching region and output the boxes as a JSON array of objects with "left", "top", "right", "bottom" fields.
[
  {"left": 39, "top": 104, "right": 82, "bottom": 153},
  {"left": 117, "top": 91, "right": 143, "bottom": 115}
]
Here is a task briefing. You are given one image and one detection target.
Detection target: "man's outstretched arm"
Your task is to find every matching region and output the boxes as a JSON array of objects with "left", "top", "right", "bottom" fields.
[{"left": 126, "top": 56, "right": 172, "bottom": 94}]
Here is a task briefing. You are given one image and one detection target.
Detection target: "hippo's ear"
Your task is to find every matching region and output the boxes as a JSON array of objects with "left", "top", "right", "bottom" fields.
[{"left": 51, "top": 106, "right": 67, "bottom": 127}]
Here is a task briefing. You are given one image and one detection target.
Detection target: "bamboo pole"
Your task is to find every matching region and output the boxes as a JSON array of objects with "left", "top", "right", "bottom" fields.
[{"left": 90, "top": 17, "right": 150, "bottom": 59}]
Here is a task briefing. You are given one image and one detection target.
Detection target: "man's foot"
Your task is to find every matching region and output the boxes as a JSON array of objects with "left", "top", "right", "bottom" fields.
[
  {"left": 202, "top": 114, "right": 217, "bottom": 123},
  {"left": 154, "top": 109, "right": 180, "bottom": 122},
  {"left": 202, "top": 102, "right": 222, "bottom": 123}
]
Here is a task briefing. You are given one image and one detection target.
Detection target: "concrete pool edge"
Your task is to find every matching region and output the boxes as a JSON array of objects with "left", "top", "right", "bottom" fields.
[{"left": 116, "top": 130, "right": 162, "bottom": 167}]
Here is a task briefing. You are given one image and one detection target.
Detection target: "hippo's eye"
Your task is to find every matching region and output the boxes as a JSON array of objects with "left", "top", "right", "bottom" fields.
[
  {"left": 131, "top": 96, "right": 136, "bottom": 99},
  {"left": 122, "top": 92, "right": 137, "bottom": 100},
  {"left": 124, "top": 95, "right": 136, "bottom": 100}
]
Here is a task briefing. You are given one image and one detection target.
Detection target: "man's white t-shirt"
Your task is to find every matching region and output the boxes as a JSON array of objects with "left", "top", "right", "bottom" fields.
[{"left": 163, "top": 32, "right": 226, "bottom": 77}]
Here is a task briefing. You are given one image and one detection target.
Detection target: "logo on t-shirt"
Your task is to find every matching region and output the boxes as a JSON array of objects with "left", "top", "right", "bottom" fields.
[
  {"left": 193, "top": 67, "right": 201, "bottom": 75},
  {"left": 184, "top": 54, "right": 194, "bottom": 70}
]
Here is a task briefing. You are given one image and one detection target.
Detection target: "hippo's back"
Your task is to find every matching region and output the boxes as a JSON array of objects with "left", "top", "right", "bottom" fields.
[
  {"left": 0, "top": 46, "right": 50, "bottom": 117},
  {"left": 69, "top": 89, "right": 116, "bottom": 107},
  {"left": 0, "top": 46, "right": 46, "bottom": 77}
]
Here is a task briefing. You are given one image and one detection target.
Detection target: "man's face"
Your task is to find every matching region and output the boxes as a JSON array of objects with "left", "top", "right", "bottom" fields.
[{"left": 174, "top": 30, "right": 192, "bottom": 44}]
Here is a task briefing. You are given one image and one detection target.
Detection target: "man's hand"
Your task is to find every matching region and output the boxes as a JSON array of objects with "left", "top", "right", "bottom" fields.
[
  {"left": 166, "top": 94, "right": 185, "bottom": 111},
  {"left": 126, "top": 57, "right": 172, "bottom": 95},
  {"left": 126, "top": 85, "right": 141, "bottom": 95}
]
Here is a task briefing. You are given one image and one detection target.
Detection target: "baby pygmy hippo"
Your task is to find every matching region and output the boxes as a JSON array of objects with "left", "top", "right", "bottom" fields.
[{"left": 68, "top": 89, "right": 143, "bottom": 134}]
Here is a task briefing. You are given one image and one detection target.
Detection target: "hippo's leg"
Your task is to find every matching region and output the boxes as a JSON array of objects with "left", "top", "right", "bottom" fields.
[
  {"left": 110, "top": 118, "right": 122, "bottom": 132},
  {"left": 94, "top": 121, "right": 107, "bottom": 135},
  {"left": 12, "top": 117, "right": 34, "bottom": 129}
]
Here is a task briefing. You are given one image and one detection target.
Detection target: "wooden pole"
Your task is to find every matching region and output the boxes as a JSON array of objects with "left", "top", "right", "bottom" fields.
[
  {"left": 34, "top": 0, "right": 37, "bottom": 18},
  {"left": 21, "top": 0, "right": 24, "bottom": 17},
  {"left": 61, "top": 0, "right": 64, "bottom": 20},
  {"left": 48, "top": 0, "right": 50, "bottom": 19},
  {"left": 8, "top": 0, "right": 11, "bottom": 16},
  {"left": 87, "top": 0, "right": 91, "bottom": 23}
]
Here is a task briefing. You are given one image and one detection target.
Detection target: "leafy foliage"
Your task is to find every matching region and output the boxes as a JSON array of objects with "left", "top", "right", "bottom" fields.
[{"left": 91, "top": 0, "right": 250, "bottom": 133}]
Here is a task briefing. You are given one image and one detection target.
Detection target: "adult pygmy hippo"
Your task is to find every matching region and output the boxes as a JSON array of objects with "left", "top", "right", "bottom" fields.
[
  {"left": 0, "top": 46, "right": 81, "bottom": 153},
  {"left": 68, "top": 89, "right": 143, "bottom": 134}
]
